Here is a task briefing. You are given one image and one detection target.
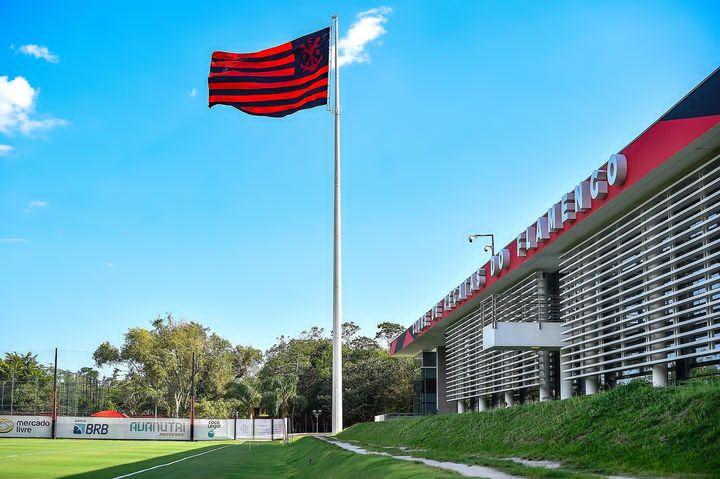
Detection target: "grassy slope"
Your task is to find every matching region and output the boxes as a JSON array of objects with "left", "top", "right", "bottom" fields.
[
  {"left": 339, "top": 379, "right": 720, "bottom": 477},
  {"left": 0, "top": 437, "right": 461, "bottom": 479}
]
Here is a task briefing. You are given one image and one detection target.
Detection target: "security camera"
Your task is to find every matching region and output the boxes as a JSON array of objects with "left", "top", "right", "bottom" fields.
[{"left": 468, "top": 235, "right": 474, "bottom": 243}]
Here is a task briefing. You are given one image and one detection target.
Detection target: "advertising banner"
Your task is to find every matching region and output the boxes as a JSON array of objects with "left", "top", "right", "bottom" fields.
[
  {"left": 232, "top": 419, "right": 284, "bottom": 440},
  {"left": 253, "top": 418, "right": 272, "bottom": 439},
  {"left": 273, "top": 418, "right": 286, "bottom": 439},
  {"left": 56, "top": 417, "right": 191, "bottom": 440},
  {"left": 0, "top": 416, "right": 284, "bottom": 441},
  {"left": 194, "top": 419, "right": 233, "bottom": 441},
  {"left": 0, "top": 415, "right": 52, "bottom": 438},
  {"left": 236, "top": 419, "right": 253, "bottom": 439}
]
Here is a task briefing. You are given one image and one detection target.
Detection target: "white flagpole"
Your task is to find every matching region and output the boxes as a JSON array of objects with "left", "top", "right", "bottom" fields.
[{"left": 331, "top": 14, "right": 343, "bottom": 435}]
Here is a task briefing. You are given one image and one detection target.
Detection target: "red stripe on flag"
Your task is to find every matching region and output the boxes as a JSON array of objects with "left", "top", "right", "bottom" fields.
[
  {"left": 211, "top": 56, "right": 294, "bottom": 69},
  {"left": 209, "top": 66, "right": 328, "bottom": 90},
  {"left": 212, "top": 43, "right": 292, "bottom": 61},
  {"left": 239, "top": 91, "right": 328, "bottom": 114},
  {"left": 208, "top": 68, "right": 295, "bottom": 79},
  {"left": 209, "top": 78, "right": 328, "bottom": 103}
]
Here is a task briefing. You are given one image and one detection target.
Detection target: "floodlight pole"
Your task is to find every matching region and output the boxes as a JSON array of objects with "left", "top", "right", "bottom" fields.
[{"left": 331, "top": 14, "right": 343, "bottom": 435}]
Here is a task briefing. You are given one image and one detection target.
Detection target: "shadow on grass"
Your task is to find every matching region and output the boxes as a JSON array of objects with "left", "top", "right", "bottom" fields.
[{"left": 58, "top": 443, "right": 240, "bottom": 479}]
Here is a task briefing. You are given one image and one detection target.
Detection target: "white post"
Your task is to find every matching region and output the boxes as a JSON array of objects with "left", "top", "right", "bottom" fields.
[
  {"left": 504, "top": 391, "right": 514, "bottom": 407},
  {"left": 457, "top": 400, "right": 465, "bottom": 414},
  {"left": 331, "top": 15, "right": 343, "bottom": 435},
  {"left": 477, "top": 396, "right": 488, "bottom": 412}
]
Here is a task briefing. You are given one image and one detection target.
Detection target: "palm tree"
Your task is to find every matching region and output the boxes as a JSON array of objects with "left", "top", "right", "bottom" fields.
[
  {"left": 235, "top": 377, "right": 261, "bottom": 420},
  {"left": 266, "top": 375, "right": 297, "bottom": 442},
  {"left": 271, "top": 375, "right": 297, "bottom": 419}
]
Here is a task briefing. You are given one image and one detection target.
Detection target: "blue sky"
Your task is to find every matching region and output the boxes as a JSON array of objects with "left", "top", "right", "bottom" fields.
[{"left": 2, "top": 1, "right": 719, "bottom": 369}]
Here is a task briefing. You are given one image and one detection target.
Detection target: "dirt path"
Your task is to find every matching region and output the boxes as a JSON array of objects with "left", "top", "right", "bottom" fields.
[{"left": 318, "top": 437, "right": 522, "bottom": 479}]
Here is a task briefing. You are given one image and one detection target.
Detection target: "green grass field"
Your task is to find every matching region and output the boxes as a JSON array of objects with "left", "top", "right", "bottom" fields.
[
  {"left": 340, "top": 379, "right": 720, "bottom": 478},
  {"left": 0, "top": 437, "right": 461, "bottom": 479}
]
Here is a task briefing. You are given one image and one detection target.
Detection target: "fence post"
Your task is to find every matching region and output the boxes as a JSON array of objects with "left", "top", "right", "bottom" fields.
[
  {"left": 271, "top": 417, "right": 274, "bottom": 441},
  {"left": 190, "top": 351, "right": 196, "bottom": 442},
  {"left": 252, "top": 416, "right": 255, "bottom": 441},
  {"left": 233, "top": 411, "right": 237, "bottom": 441},
  {"left": 51, "top": 348, "right": 58, "bottom": 439}
]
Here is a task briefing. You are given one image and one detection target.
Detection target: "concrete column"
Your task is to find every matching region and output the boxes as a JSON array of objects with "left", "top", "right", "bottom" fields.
[
  {"left": 648, "top": 217, "right": 668, "bottom": 388},
  {"left": 435, "top": 347, "right": 454, "bottom": 414},
  {"left": 477, "top": 396, "right": 488, "bottom": 412},
  {"left": 539, "top": 351, "right": 551, "bottom": 401},
  {"left": 539, "top": 383, "right": 551, "bottom": 402},
  {"left": 457, "top": 400, "right": 465, "bottom": 414},
  {"left": 585, "top": 376, "right": 598, "bottom": 395},
  {"left": 504, "top": 391, "right": 514, "bottom": 407},
  {"left": 560, "top": 352, "right": 572, "bottom": 399},
  {"left": 652, "top": 364, "right": 668, "bottom": 387}
]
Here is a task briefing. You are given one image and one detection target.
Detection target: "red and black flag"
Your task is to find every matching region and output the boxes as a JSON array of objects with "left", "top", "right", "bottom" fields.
[{"left": 208, "top": 28, "right": 330, "bottom": 118}]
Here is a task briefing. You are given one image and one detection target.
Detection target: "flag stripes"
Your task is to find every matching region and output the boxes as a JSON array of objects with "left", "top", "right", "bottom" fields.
[{"left": 208, "top": 27, "right": 330, "bottom": 118}]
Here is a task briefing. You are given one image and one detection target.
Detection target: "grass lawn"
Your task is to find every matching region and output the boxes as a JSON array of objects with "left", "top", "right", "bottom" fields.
[
  {"left": 340, "top": 379, "right": 720, "bottom": 478},
  {"left": 0, "top": 437, "right": 462, "bottom": 479}
]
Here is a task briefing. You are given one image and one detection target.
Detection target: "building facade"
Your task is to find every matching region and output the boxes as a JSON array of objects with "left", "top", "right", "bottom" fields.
[{"left": 392, "top": 68, "right": 720, "bottom": 413}]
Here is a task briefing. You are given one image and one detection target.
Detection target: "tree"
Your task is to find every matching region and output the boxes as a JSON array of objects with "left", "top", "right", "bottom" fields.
[
  {"left": 231, "top": 345, "right": 262, "bottom": 380},
  {"left": 233, "top": 377, "right": 261, "bottom": 420},
  {"left": 266, "top": 375, "right": 297, "bottom": 418},
  {"left": 0, "top": 352, "right": 52, "bottom": 415},
  {"left": 92, "top": 342, "right": 121, "bottom": 366},
  {"left": 375, "top": 322, "right": 405, "bottom": 348},
  {"left": 93, "top": 315, "right": 236, "bottom": 417},
  {"left": 341, "top": 322, "right": 360, "bottom": 344}
]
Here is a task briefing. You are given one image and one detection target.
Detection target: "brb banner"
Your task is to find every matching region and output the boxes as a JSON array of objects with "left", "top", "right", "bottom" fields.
[
  {"left": 56, "top": 417, "right": 191, "bottom": 440},
  {"left": 0, "top": 415, "right": 52, "bottom": 438}
]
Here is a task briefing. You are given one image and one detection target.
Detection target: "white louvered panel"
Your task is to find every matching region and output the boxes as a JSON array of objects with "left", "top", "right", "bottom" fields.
[{"left": 559, "top": 155, "right": 720, "bottom": 381}]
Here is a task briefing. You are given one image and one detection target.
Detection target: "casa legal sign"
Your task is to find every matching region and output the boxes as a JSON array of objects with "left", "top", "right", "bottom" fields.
[{"left": 410, "top": 153, "right": 628, "bottom": 336}]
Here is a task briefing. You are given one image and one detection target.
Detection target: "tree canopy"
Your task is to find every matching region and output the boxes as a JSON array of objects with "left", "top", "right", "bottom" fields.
[{"left": 85, "top": 317, "right": 414, "bottom": 429}]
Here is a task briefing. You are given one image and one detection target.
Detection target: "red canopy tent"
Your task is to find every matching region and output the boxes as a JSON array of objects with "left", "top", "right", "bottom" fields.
[{"left": 91, "top": 410, "right": 128, "bottom": 418}]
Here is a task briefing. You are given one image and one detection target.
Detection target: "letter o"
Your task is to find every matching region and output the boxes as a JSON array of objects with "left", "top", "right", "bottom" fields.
[
  {"left": 498, "top": 249, "right": 510, "bottom": 271},
  {"left": 607, "top": 154, "right": 627, "bottom": 186}
]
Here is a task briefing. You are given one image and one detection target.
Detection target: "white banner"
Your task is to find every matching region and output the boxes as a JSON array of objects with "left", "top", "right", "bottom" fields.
[
  {"left": 253, "top": 419, "right": 272, "bottom": 439},
  {"left": 231, "top": 418, "right": 285, "bottom": 439},
  {"left": 0, "top": 415, "right": 52, "bottom": 438},
  {"left": 56, "top": 417, "right": 191, "bottom": 440},
  {"left": 194, "top": 419, "right": 233, "bottom": 441},
  {"left": 236, "top": 419, "right": 253, "bottom": 439}
]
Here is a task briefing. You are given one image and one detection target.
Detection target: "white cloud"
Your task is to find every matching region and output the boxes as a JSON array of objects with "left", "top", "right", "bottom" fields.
[
  {"left": 190, "top": 88, "right": 198, "bottom": 97},
  {"left": 0, "top": 144, "right": 12, "bottom": 155},
  {"left": 0, "top": 237, "right": 29, "bottom": 244},
  {"left": 24, "top": 200, "right": 48, "bottom": 213},
  {"left": 16, "top": 44, "right": 59, "bottom": 63},
  {"left": 338, "top": 6, "right": 392, "bottom": 67},
  {"left": 105, "top": 262, "right": 114, "bottom": 268},
  {"left": 0, "top": 76, "right": 68, "bottom": 136}
]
